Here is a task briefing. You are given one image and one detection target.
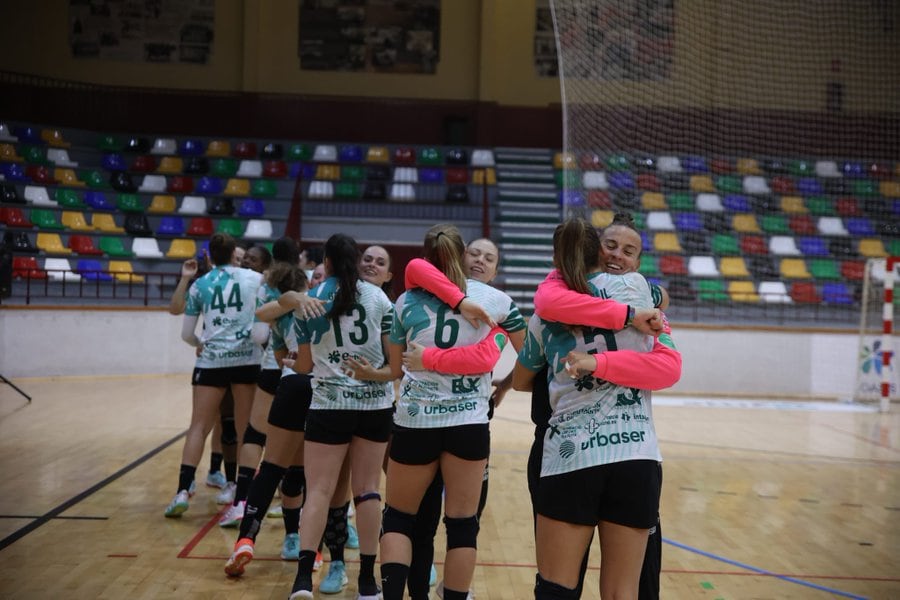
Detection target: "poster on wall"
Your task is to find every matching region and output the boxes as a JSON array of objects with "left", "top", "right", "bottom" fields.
[
  {"left": 298, "top": 0, "right": 440, "bottom": 74},
  {"left": 69, "top": 0, "right": 215, "bottom": 64},
  {"left": 535, "top": 0, "right": 674, "bottom": 80}
]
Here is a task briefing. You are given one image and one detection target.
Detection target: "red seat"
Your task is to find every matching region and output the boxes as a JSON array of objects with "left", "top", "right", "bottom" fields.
[
  {"left": 709, "top": 157, "right": 733, "bottom": 174},
  {"left": 1, "top": 207, "right": 33, "bottom": 228},
  {"left": 788, "top": 214, "right": 816, "bottom": 235},
  {"left": 841, "top": 260, "right": 865, "bottom": 281},
  {"left": 868, "top": 162, "right": 892, "bottom": 179},
  {"left": 659, "top": 255, "right": 687, "bottom": 275},
  {"left": 131, "top": 155, "right": 157, "bottom": 173},
  {"left": 587, "top": 190, "right": 612, "bottom": 209},
  {"left": 770, "top": 176, "right": 795, "bottom": 194},
  {"left": 68, "top": 234, "right": 104, "bottom": 256},
  {"left": 393, "top": 147, "right": 415, "bottom": 165},
  {"left": 579, "top": 153, "right": 602, "bottom": 170},
  {"left": 26, "top": 165, "right": 57, "bottom": 184},
  {"left": 740, "top": 235, "right": 768, "bottom": 255},
  {"left": 187, "top": 217, "right": 214, "bottom": 236},
  {"left": 12, "top": 256, "right": 47, "bottom": 279},
  {"left": 263, "top": 160, "right": 287, "bottom": 178},
  {"left": 635, "top": 173, "right": 660, "bottom": 192},
  {"left": 790, "top": 282, "right": 821, "bottom": 303},
  {"left": 445, "top": 168, "right": 468, "bottom": 184},
  {"left": 168, "top": 175, "right": 194, "bottom": 194},
  {"left": 232, "top": 142, "right": 258, "bottom": 159},
  {"left": 835, "top": 197, "right": 861, "bottom": 216}
]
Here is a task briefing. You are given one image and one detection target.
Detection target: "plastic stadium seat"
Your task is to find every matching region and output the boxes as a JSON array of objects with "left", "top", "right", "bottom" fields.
[
  {"left": 176, "top": 196, "right": 206, "bottom": 215},
  {"left": 208, "top": 197, "right": 234, "bottom": 216},
  {"left": 157, "top": 156, "right": 183, "bottom": 174},
  {"left": 263, "top": 160, "right": 287, "bottom": 178},
  {"left": 363, "top": 146, "right": 387, "bottom": 163},
  {"left": 68, "top": 235, "right": 103, "bottom": 256},
  {"left": 168, "top": 175, "right": 194, "bottom": 194},
  {"left": 0, "top": 207, "right": 32, "bottom": 228},
  {"left": 41, "top": 128, "right": 70, "bottom": 148},
  {"left": 590, "top": 210, "right": 614, "bottom": 229},
  {"left": 445, "top": 149, "right": 468, "bottom": 165},
  {"left": 132, "top": 237, "right": 164, "bottom": 258},
  {"left": 769, "top": 176, "right": 795, "bottom": 195},
  {"left": 362, "top": 181, "right": 386, "bottom": 200},
  {"left": 713, "top": 176, "right": 742, "bottom": 195},
  {"left": 0, "top": 123, "right": 17, "bottom": 141},
  {"left": 638, "top": 254, "right": 659, "bottom": 277},
  {"left": 740, "top": 235, "right": 767, "bottom": 256},
  {"left": 0, "top": 143, "right": 23, "bottom": 161},
  {"left": 108, "top": 260, "right": 144, "bottom": 283},
  {"left": 211, "top": 158, "right": 238, "bottom": 178},
  {"left": 688, "top": 256, "right": 719, "bottom": 277},
  {"left": 797, "top": 236, "right": 829, "bottom": 256},
  {"left": 26, "top": 165, "right": 57, "bottom": 185},
  {"left": 656, "top": 156, "right": 682, "bottom": 173},
  {"left": 680, "top": 156, "right": 707, "bottom": 174},
  {"left": 743, "top": 176, "right": 771, "bottom": 194},
  {"left": 313, "top": 145, "right": 336, "bottom": 162},
  {"left": 858, "top": 238, "right": 887, "bottom": 258},
  {"left": 115, "top": 194, "right": 142, "bottom": 213},
  {"left": 393, "top": 167, "right": 418, "bottom": 183},
  {"left": 124, "top": 214, "right": 152, "bottom": 236},
  {"left": 308, "top": 181, "right": 334, "bottom": 199},
  {"left": 334, "top": 182, "right": 360, "bottom": 199},
  {"left": 166, "top": 238, "right": 197, "bottom": 259},
  {"left": 419, "top": 167, "right": 444, "bottom": 184},
  {"left": 845, "top": 217, "right": 874, "bottom": 236},
  {"left": 587, "top": 191, "right": 612, "bottom": 209},
  {"left": 217, "top": 219, "right": 244, "bottom": 237},
  {"left": 157, "top": 216, "right": 184, "bottom": 236},
  {"left": 666, "top": 277, "right": 695, "bottom": 302},
  {"left": 719, "top": 256, "right": 750, "bottom": 278},
  {"left": 582, "top": 171, "right": 609, "bottom": 190},
  {"left": 147, "top": 195, "right": 176, "bottom": 214},
  {"left": 231, "top": 160, "right": 260, "bottom": 178},
  {"left": 551, "top": 152, "right": 575, "bottom": 170},
  {"left": 842, "top": 161, "right": 864, "bottom": 178},
  {"left": 471, "top": 149, "right": 494, "bottom": 167},
  {"left": 244, "top": 219, "right": 273, "bottom": 239},
  {"left": 151, "top": 138, "right": 176, "bottom": 155},
  {"left": 693, "top": 193, "right": 722, "bottom": 212},
  {"left": 124, "top": 137, "right": 151, "bottom": 153},
  {"left": 835, "top": 197, "right": 861, "bottom": 216},
  {"left": 224, "top": 178, "right": 251, "bottom": 196},
  {"left": 689, "top": 175, "right": 715, "bottom": 193},
  {"left": 137, "top": 175, "right": 166, "bottom": 193},
  {"left": 251, "top": 179, "right": 278, "bottom": 197},
  {"left": 185, "top": 156, "right": 209, "bottom": 175},
  {"left": 44, "top": 258, "right": 81, "bottom": 282},
  {"left": 790, "top": 281, "right": 821, "bottom": 303},
  {"left": 195, "top": 176, "right": 222, "bottom": 195},
  {"left": 828, "top": 238, "right": 855, "bottom": 258},
  {"left": 635, "top": 173, "right": 661, "bottom": 192},
  {"left": 0, "top": 162, "right": 29, "bottom": 182},
  {"left": 651, "top": 232, "right": 681, "bottom": 253},
  {"left": 696, "top": 279, "right": 728, "bottom": 302},
  {"left": 640, "top": 192, "right": 666, "bottom": 211},
  {"left": 47, "top": 148, "right": 77, "bottom": 167},
  {"left": 237, "top": 198, "right": 265, "bottom": 217},
  {"left": 31, "top": 208, "right": 63, "bottom": 230},
  {"left": 91, "top": 213, "right": 124, "bottom": 233},
  {"left": 179, "top": 140, "right": 204, "bottom": 156},
  {"left": 55, "top": 168, "right": 84, "bottom": 187},
  {"left": 24, "top": 186, "right": 56, "bottom": 207},
  {"left": 128, "top": 154, "right": 155, "bottom": 173},
  {"left": 99, "top": 237, "right": 132, "bottom": 257},
  {"left": 728, "top": 280, "right": 759, "bottom": 302},
  {"left": 446, "top": 168, "right": 468, "bottom": 185},
  {"left": 817, "top": 217, "right": 848, "bottom": 236},
  {"left": 337, "top": 145, "right": 362, "bottom": 163},
  {"left": 710, "top": 234, "right": 739, "bottom": 255},
  {"left": 109, "top": 171, "right": 137, "bottom": 193},
  {"left": 186, "top": 217, "right": 213, "bottom": 237},
  {"left": 12, "top": 256, "right": 46, "bottom": 279},
  {"left": 96, "top": 135, "right": 120, "bottom": 152},
  {"left": 681, "top": 232, "right": 709, "bottom": 254},
  {"left": 731, "top": 214, "right": 760, "bottom": 233},
  {"left": 36, "top": 233, "right": 71, "bottom": 254},
  {"left": 206, "top": 140, "right": 230, "bottom": 157},
  {"left": 659, "top": 255, "right": 687, "bottom": 276},
  {"left": 735, "top": 158, "right": 762, "bottom": 175},
  {"left": 879, "top": 181, "right": 900, "bottom": 198},
  {"left": 21, "top": 146, "right": 49, "bottom": 165},
  {"left": 60, "top": 211, "right": 93, "bottom": 232},
  {"left": 674, "top": 212, "right": 703, "bottom": 232},
  {"left": 788, "top": 215, "right": 816, "bottom": 235},
  {"left": 646, "top": 211, "right": 674, "bottom": 231},
  {"left": 807, "top": 258, "right": 839, "bottom": 280},
  {"left": 719, "top": 195, "right": 749, "bottom": 214},
  {"left": 297, "top": 163, "right": 316, "bottom": 179},
  {"left": 757, "top": 215, "right": 787, "bottom": 235},
  {"left": 806, "top": 196, "right": 833, "bottom": 216},
  {"left": 815, "top": 160, "right": 841, "bottom": 178},
  {"left": 779, "top": 258, "right": 811, "bottom": 279},
  {"left": 796, "top": 178, "right": 824, "bottom": 196},
  {"left": 390, "top": 183, "right": 416, "bottom": 202},
  {"left": 446, "top": 185, "right": 469, "bottom": 203},
  {"left": 758, "top": 281, "right": 791, "bottom": 303},
  {"left": 822, "top": 282, "right": 854, "bottom": 305},
  {"left": 841, "top": 260, "right": 865, "bottom": 281}
]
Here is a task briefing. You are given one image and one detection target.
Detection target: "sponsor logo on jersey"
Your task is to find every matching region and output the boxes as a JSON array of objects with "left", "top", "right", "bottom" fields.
[
  {"left": 559, "top": 440, "right": 576, "bottom": 459},
  {"left": 451, "top": 376, "right": 481, "bottom": 394},
  {"left": 580, "top": 430, "right": 647, "bottom": 450},
  {"left": 422, "top": 400, "right": 478, "bottom": 415},
  {"left": 615, "top": 388, "right": 643, "bottom": 407},
  {"left": 341, "top": 387, "right": 387, "bottom": 401}
]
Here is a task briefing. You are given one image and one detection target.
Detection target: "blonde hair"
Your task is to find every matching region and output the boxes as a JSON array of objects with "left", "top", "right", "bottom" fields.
[
  {"left": 423, "top": 223, "right": 467, "bottom": 293},
  {"left": 552, "top": 217, "right": 600, "bottom": 294}
]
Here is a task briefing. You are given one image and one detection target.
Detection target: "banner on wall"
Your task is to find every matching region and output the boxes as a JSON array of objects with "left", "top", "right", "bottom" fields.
[
  {"left": 69, "top": 0, "right": 215, "bottom": 64},
  {"left": 298, "top": 0, "right": 440, "bottom": 74}
]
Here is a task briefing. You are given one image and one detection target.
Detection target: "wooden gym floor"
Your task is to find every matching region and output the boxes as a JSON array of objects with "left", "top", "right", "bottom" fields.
[{"left": 0, "top": 374, "right": 897, "bottom": 599}]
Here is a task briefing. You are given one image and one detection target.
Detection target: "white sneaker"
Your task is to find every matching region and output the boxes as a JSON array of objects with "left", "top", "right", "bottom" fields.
[
  {"left": 218, "top": 500, "right": 245, "bottom": 527},
  {"left": 164, "top": 490, "right": 190, "bottom": 518},
  {"left": 267, "top": 504, "right": 283, "bottom": 518},
  {"left": 216, "top": 481, "right": 237, "bottom": 505}
]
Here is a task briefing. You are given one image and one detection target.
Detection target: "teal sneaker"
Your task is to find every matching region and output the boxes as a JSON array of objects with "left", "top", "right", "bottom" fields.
[
  {"left": 318, "top": 560, "right": 348, "bottom": 594},
  {"left": 164, "top": 490, "right": 190, "bottom": 518},
  {"left": 430, "top": 563, "right": 437, "bottom": 586},
  {"left": 346, "top": 522, "right": 359, "bottom": 549},
  {"left": 206, "top": 470, "right": 227, "bottom": 488},
  {"left": 280, "top": 532, "right": 300, "bottom": 560}
]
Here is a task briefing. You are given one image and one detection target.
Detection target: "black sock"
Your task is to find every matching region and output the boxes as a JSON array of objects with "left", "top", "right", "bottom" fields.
[
  {"left": 291, "top": 549, "right": 316, "bottom": 593},
  {"left": 239, "top": 461, "right": 285, "bottom": 541},
  {"left": 209, "top": 451, "right": 223, "bottom": 473},
  {"left": 282, "top": 506, "right": 301, "bottom": 535},
  {"left": 177, "top": 464, "right": 196, "bottom": 494},
  {"left": 324, "top": 503, "right": 349, "bottom": 562},
  {"left": 409, "top": 472, "right": 442, "bottom": 598},
  {"left": 224, "top": 459, "right": 237, "bottom": 483},
  {"left": 381, "top": 562, "right": 410, "bottom": 600},
  {"left": 358, "top": 553, "right": 377, "bottom": 594},
  {"left": 443, "top": 589, "right": 471, "bottom": 600},
  {"left": 235, "top": 465, "right": 255, "bottom": 504}
]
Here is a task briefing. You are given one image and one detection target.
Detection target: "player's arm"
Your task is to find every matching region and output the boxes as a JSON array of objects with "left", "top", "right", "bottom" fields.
[
  {"left": 403, "top": 325, "right": 508, "bottom": 375},
  {"left": 404, "top": 257, "right": 495, "bottom": 328}
]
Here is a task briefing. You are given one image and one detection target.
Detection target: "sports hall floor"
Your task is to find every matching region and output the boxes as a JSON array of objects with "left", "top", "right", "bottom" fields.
[{"left": 0, "top": 374, "right": 897, "bottom": 599}]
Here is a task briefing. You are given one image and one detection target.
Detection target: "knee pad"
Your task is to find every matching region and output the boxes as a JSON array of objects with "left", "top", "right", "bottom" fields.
[
  {"left": 380, "top": 505, "right": 416, "bottom": 541},
  {"left": 280, "top": 466, "right": 305, "bottom": 498},
  {"left": 242, "top": 423, "right": 267, "bottom": 446},
  {"left": 353, "top": 491, "right": 381, "bottom": 506},
  {"left": 443, "top": 515, "right": 479, "bottom": 550},
  {"left": 220, "top": 416, "right": 238, "bottom": 446},
  {"left": 534, "top": 573, "right": 579, "bottom": 600}
]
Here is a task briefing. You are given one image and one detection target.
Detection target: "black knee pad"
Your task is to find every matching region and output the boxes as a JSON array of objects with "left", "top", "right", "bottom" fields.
[
  {"left": 242, "top": 423, "right": 267, "bottom": 446},
  {"left": 380, "top": 505, "right": 416, "bottom": 541},
  {"left": 220, "top": 416, "right": 238, "bottom": 446},
  {"left": 534, "top": 573, "right": 579, "bottom": 600},
  {"left": 280, "top": 465, "right": 305, "bottom": 498},
  {"left": 444, "top": 515, "right": 479, "bottom": 550},
  {"left": 353, "top": 491, "right": 381, "bottom": 506}
]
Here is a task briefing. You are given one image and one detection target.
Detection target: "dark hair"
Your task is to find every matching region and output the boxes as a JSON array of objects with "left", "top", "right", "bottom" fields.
[
  {"left": 208, "top": 233, "right": 236, "bottom": 266},
  {"left": 552, "top": 217, "right": 600, "bottom": 294},
  {"left": 272, "top": 236, "right": 300, "bottom": 265},
  {"left": 304, "top": 246, "right": 324, "bottom": 266},
  {"left": 602, "top": 211, "right": 643, "bottom": 257},
  {"left": 423, "top": 223, "right": 467, "bottom": 293},
  {"left": 246, "top": 245, "right": 273, "bottom": 270},
  {"left": 361, "top": 245, "right": 395, "bottom": 299},
  {"left": 266, "top": 262, "right": 308, "bottom": 294},
  {"left": 324, "top": 233, "right": 360, "bottom": 318}
]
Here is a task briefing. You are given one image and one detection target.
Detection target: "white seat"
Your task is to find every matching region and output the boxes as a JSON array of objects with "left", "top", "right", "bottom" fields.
[
  {"left": 313, "top": 145, "right": 337, "bottom": 162},
  {"left": 44, "top": 258, "right": 81, "bottom": 282},
  {"left": 138, "top": 174, "right": 167, "bottom": 193},
  {"left": 236, "top": 160, "right": 263, "bottom": 177},
  {"left": 244, "top": 219, "right": 273, "bottom": 239},
  {"left": 471, "top": 149, "right": 495, "bottom": 167},
  {"left": 582, "top": 171, "right": 608, "bottom": 190},
  {"left": 815, "top": 160, "right": 841, "bottom": 178},
  {"left": 178, "top": 195, "right": 207, "bottom": 214},
  {"left": 24, "top": 185, "right": 57, "bottom": 207},
  {"left": 308, "top": 181, "right": 334, "bottom": 199},
  {"left": 393, "top": 167, "right": 418, "bottom": 183},
  {"left": 743, "top": 175, "right": 771, "bottom": 194},
  {"left": 132, "top": 237, "right": 164, "bottom": 258},
  {"left": 150, "top": 138, "right": 177, "bottom": 155},
  {"left": 657, "top": 156, "right": 682, "bottom": 173},
  {"left": 46, "top": 148, "right": 78, "bottom": 167},
  {"left": 0, "top": 123, "right": 16, "bottom": 142},
  {"left": 758, "top": 281, "right": 792, "bottom": 303},
  {"left": 695, "top": 193, "right": 723, "bottom": 212},
  {"left": 646, "top": 211, "right": 675, "bottom": 230},
  {"left": 817, "top": 216, "right": 848, "bottom": 236},
  {"left": 769, "top": 235, "right": 801, "bottom": 255},
  {"left": 688, "top": 256, "right": 719, "bottom": 277},
  {"left": 389, "top": 183, "right": 416, "bottom": 202}
]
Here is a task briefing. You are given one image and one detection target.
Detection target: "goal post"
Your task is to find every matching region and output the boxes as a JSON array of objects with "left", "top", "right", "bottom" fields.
[{"left": 854, "top": 256, "right": 899, "bottom": 411}]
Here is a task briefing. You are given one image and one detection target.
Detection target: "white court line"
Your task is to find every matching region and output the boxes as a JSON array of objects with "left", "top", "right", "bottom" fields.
[{"left": 654, "top": 396, "right": 879, "bottom": 413}]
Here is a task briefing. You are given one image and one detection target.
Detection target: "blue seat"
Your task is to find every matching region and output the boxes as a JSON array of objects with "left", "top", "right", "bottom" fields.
[
  {"left": 0, "top": 162, "right": 29, "bottom": 182},
  {"left": 102, "top": 153, "right": 127, "bottom": 171},
  {"left": 84, "top": 191, "right": 116, "bottom": 211},
  {"left": 339, "top": 145, "right": 363, "bottom": 162},
  {"left": 681, "top": 156, "right": 708, "bottom": 173},
  {"left": 238, "top": 198, "right": 265, "bottom": 217},
  {"left": 608, "top": 171, "right": 634, "bottom": 190},
  {"left": 157, "top": 216, "right": 185, "bottom": 236},
  {"left": 419, "top": 167, "right": 443, "bottom": 184},
  {"left": 722, "top": 194, "right": 751, "bottom": 212},
  {"left": 841, "top": 162, "right": 864, "bottom": 178},
  {"left": 559, "top": 189, "right": 585, "bottom": 207},
  {"left": 640, "top": 231, "right": 652, "bottom": 251},
  {"left": 76, "top": 258, "right": 113, "bottom": 281},
  {"left": 13, "top": 126, "right": 42, "bottom": 144},
  {"left": 846, "top": 217, "right": 874, "bottom": 236},
  {"left": 195, "top": 176, "right": 223, "bottom": 195},
  {"left": 179, "top": 139, "right": 205, "bottom": 156},
  {"left": 822, "top": 282, "right": 854, "bottom": 305},
  {"left": 674, "top": 212, "right": 703, "bottom": 231},
  {"left": 796, "top": 178, "right": 823, "bottom": 195},
  {"left": 197, "top": 239, "right": 209, "bottom": 260},
  {"left": 288, "top": 162, "right": 302, "bottom": 178},
  {"left": 797, "top": 236, "right": 829, "bottom": 256}
]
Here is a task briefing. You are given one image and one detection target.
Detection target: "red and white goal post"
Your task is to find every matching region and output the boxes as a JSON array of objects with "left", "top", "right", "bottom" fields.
[{"left": 854, "top": 256, "right": 900, "bottom": 412}]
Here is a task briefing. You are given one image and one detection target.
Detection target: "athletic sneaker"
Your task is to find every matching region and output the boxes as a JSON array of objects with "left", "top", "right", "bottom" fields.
[
  {"left": 280, "top": 533, "right": 300, "bottom": 560},
  {"left": 206, "top": 470, "right": 227, "bottom": 489},
  {"left": 346, "top": 522, "right": 359, "bottom": 549},
  {"left": 218, "top": 500, "right": 245, "bottom": 528},
  {"left": 430, "top": 563, "right": 437, "bottom": 586},
  {"left": 164, "top": 490, "right": 190, "bottom": 518},
  {"left": 357, "top": 587, "right": 382, "bottom": 600},
  {"left": 288, "top": 589, "right": 313, "bottom": 600},
  {"left": 347, "top": 502, "right": 355, "bottom": 518},
  {"left": 436, "top": 581, "right": 474, "bottom": 600},
  {"left": 187, "top": 480, "right": 196, "bottom": 498},
  {"left": 267, "top": 503, "right": 283, "bottom": 518},
  {"left": 318, "top": 560, "right": 348, "bottom": 594},
  {"left": 313, "top": 550, "right": 324, "bottom": 571},
  {"left": 224, "top": 537, "right": 254, "bottom": 577},
  {"left": 216, "top": 481, "right": 237, "bottom": 505}
]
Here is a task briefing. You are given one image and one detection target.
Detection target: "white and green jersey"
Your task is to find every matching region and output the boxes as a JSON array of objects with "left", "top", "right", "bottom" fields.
[
  {"left": 271, "top": 309, "right": 298, "bottom": 378},
  {"left": 294, "top": 277, "right": 394, "bottom": 411},
  {"left": 517, "top": 271, "right": 661, "bottom": 477},
  {"left": 390, "top": 279, "right": 526, "bottom": 428},
  {"left": 256, "top": 283, "right": 281, "bottom": 370},
  {"left": 185, "top": 266, "right": 263, "bottom": 368}
]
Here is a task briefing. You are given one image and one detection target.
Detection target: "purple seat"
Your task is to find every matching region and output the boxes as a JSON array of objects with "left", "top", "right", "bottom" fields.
[
  {"left": 84, "top": 191, "right": 115, "bottom": 211},
  {"left": 103, "top": 153, "right": 127, "bottom": 171},
  {"left": 339, "top": 145, "right": 363, "bottom": 162},
  {"left": 559, "top": 189, "right": 585, "bottom": 207},
  {"left": 797, "top": 236, "right": 829, "bottom": 256},
  {"left": 722, "top": 194, "right": 751, "bottom": 212},
  {"left": 796, "top": 178, "right": 824, "bottom": 195},
  {"left": 157, "top": 216, "right": 185, "bottom": 236},
  {"left": 419, "top": 167, "right": 443, "bottom": 183},
  {"left": 238, "top": 198, "right": 265, "bottom": 217}
]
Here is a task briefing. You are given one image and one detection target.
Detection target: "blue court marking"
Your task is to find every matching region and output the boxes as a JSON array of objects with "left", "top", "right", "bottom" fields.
[{"left": 664, "top": 538, "right": 869, "bottom": 600}]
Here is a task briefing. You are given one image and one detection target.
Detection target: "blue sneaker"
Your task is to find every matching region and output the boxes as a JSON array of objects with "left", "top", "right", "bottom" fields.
[
  {"left": 206, "top": 470, "right": 227, "bottom": 489},
  {"left": 430, "top": 563, "right": 437, "bottom": 586},
  {"left": 346, "top": 522, "right": 359, "bottom": 549},
  {"left": 318, "top": 560, "right": 348, "bottom": 594},
  {"left": 280, "top": 532, "right": 300, "bottom": 560}
]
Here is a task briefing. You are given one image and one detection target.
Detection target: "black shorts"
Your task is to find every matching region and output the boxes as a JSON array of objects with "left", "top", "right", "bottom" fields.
[
  {"left": 192, "top": 364, "right": 260, "bottom": 387},
  {"left": 304, "top": 407, "right": 394, "bottom": 445},
  {"left": 257, "top": 368, "right": 282, "bottom": 395},
  {"left": 267, "top": 374, "right": 313, "bottom": 432},
  {"left": 536, "top": 459, "right": 660, "bottom": 529},
  {"left": 390, "top": 423, "right": 490, "bottom": 465}
]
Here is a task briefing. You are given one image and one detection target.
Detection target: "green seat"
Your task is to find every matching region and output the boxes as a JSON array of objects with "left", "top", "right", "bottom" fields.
[
  {"left": 417, "top": 148, "right": 442, "bottom": 166},
  {"left": 99, "top": 236, "right": 133, "bottom": 257},
  {"left": 287, "top": 144, "right": 312, "bottom": 161},
  {"left": 55, "top": 188, "right": 85, "bottom": 208},
  {"left": 31, "top": 208, "right": 64, "bottom": 230},
  {"left": 251, "top": 179, "right": 277, "bottom": 197},
  {"left": 21, "top": 145, "right": 49, "bottom": 165},
  {"left": 711, "top": 233, "right": 740, "bottom": 255},
  {"left": 759, "top": 214, "right": 790, "bottom": 234},
  {"left": 852, "top": 179, "right": 878, "bottom": 197},
  {"left": 715, "top": 176, "right": 742, "bottom": 194},
  {"left": 335, "top": 182, "right": 360, "bottom": 199},
  {"left": 808, "top": 259, "right": 840, "bottom": 280},
  {"left": 555, "top": 170, "right": 580, "bottom": 187},
  {"left": 696, "top": 279, "right": 729, "bottom": 302},
  {"left": 605, "top": 154, "right": 630, "bottom": 171},
  {"left": 341, "top": 165, "right": 365, "bottom": 182},
  {"left": 889, "top": 238, "right": 900, "bottom": 256},
  {"left": 97, "top": 135, "right": 121, "bottom": 152},
  {"left": 667, "top": 192, "right": 694, "bottom": 211},
  {"left": 632, "top": 212, "right": 645, "bottom": 230},
  {"left": 788, "top": 160, "right": 814, "bottom": 176},
  {"left": 211, "top": 158, "right": 238, "bottom": 178},
  {"left": 117, "top": 194, "right": 144, "bottom": 213},
  {"left": 639, "top": 254, "right": 659, "bottom": 276},
  {"left": 80, "top": 169, "right": 107, "bottom": 189},
  {"left": 217, "top": 218, "right": 245, "bottom": 237},
  {"left": 805, "top": 196, "right": 833, "bottom": 215}
]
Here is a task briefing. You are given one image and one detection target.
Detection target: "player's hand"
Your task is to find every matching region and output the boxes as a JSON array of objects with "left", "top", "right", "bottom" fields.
[
  {"left": 458, "top": 297, "right": 496, "bottom": 329},
  {"left": 564, "top": 351, "right": 598, "bottom": 379},
  {"left": 402, "top": 341, "right": 426, "bottom": 371},
  {"left": 631, "top": 308, "right": 663, "bottom": 336}
]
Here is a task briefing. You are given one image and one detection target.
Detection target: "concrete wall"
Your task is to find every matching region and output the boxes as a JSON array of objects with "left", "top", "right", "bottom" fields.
[{"left": 0, "top": 308, "right": 862, "bottom": 400}]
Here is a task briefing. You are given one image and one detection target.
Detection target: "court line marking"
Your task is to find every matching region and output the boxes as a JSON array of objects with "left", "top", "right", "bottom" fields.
[{"left": 0, "top": 515, "right": 108, "bottom": 520}]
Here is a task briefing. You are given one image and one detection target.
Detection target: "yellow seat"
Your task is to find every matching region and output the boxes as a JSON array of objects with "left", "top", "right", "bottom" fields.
[
  {"left": 36, "top": 233, "right": 72, "bottom": 254},
  {"left": 206, "top": 140, "right": 231, "bottom": 157},
  {"left": 689, "top": 175, "right": 715, "bottom": 193},
  {"left": 732, "top": 214, "right": 761, "bottom": 233},
  {"left": 880, "top": 181, "right": 900, "bottom": 198},
  {"left": 91, "top": 213, "right": 124, "bottom": 233},
  {"left": 148, "top": 195, "right": 177, "bottom": 214},
  {"left": 720, "top": 257, "right": 750, "bottom": 278},
  {"left": 54, "top": 168, "right": 84, "bottom": 187},
  {"left": 224, "top": 178, "right": 251, "bottom": 196},
  {"left": 780, "top": 258, "right": 811, "bottom": 279},
  {"left": 858, "top": 238, "right": 887, "bottom": 258},
  {"left": 728, "top": 280, "right": 759, "bottom": 302},
  {"left": 640, "top": 192, "right": 667, "bottom": 210},
  {"left": 315, "top": 165, "right": 340, "bottom": 181},
  {"left": 61, "top": 211, "right": 93, "bottom": 231},
  {"left": 653, "top": 232, "right": 683, "bottom": 253},
  {"left": 366, "top": 146, "right": 389, "bottom": 163},
  {"left": 735, "top": 158, "right": 763, "bottom": 175},
  {"left": 41, "top": 128, "right": 70, "bottom": 147},
  {"left": 0, "top": 143, "right": 22, "bottom": 161},
  {"left": 591, "top": 209, "right": 614, "bottom": 228},
  {"left": 166, "top": 238, "right": 197, "bottom": 259},
  {"left": 780, "top": 196, "right": 807, "bottom": 213},
  {"left": 553, "top": 152, "right": 577, "bottom": 170},
  {"left": 471, "top": 168, "right": 496, "bottom": 185},
  {"left": 108, "top": 260, "right": 144, "bottom": 283},
  {"left": 157, "top": 156, "right": 184, "bottom": 174}
]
